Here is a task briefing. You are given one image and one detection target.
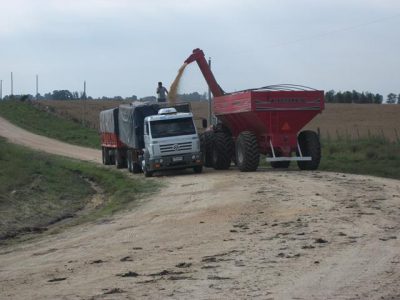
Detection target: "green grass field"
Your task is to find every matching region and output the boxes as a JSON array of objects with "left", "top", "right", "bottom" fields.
[
  {"left": 0, "top": 137, "right": 159, "bottom": 243},
  {"left": 0, "top": 100, "right": 100, "bottom": 148},
  {"left": 320, "top": 137, "right": 400, "bottom": 180}
]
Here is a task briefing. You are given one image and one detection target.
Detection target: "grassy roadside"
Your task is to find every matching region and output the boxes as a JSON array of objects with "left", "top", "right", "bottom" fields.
[
  {"left": 0, "top": 137, "right": 160, "bottom": 244},
  {"left": 0, "top": 100, "right": 100, "bottom": 148},
  {"left": 261, "top": 137, "right": 400, "bottom": 180},
  {"left": 319, "top": 138, "right": 400, "bottom": 180}
]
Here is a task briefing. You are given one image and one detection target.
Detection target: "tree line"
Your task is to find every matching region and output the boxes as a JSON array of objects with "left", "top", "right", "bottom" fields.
[
  {"left": 325, "top": 90, "right": 400, "bottom": 104},
  {"left": 2, "top": 90, "right": 399, "bottom": 104}
]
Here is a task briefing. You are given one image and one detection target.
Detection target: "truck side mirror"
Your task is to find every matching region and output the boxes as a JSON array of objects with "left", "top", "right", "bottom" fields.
[{"left": 202, "top": 118, "right": 208, "bottom": 129}]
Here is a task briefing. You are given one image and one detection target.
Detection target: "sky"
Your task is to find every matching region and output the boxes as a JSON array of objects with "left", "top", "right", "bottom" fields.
[{"left": 0, "top": 0, "right": 399, "bottom": 99}]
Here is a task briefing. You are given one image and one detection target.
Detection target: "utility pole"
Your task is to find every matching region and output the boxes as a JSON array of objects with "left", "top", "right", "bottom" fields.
[
  {"left": 36, "top": 74, "right": 39, "bottom": 100},
  {"left": 11, "top": 72, "right": 13, "bottom": 96},
  {"left": 82, "top": 80, "right": 86, "bottom": 126},
  {"left": 208, "top": 57, "right": 212, "bottom": 125},
  {"left": 0, "top": 80, "right": 2, "bottom": 100}
]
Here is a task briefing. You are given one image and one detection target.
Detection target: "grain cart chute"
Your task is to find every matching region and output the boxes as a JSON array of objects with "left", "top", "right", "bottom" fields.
[{"left": 184, "top": 48, "right": 325, "bottom": 172}]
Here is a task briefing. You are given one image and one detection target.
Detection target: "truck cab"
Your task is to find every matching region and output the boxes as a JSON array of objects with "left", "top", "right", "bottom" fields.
[{"left": 141, "top": 108, "right": 203, "bottom": 177}]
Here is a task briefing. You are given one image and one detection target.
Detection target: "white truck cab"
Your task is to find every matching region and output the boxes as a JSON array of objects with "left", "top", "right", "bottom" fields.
[{"left": 141, "top": 108, "right": 202, "bottom": 177}]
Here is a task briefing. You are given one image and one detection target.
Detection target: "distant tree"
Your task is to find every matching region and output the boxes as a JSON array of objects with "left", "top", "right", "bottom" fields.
[
  {"left": 397, "top": 94, "right": 400, "bottom": 104},
  {"left": 325, "top": 90, "right": 335, "bottom": 103},
  {"left": 343, "top": 91, "right": 352, "bottom": 103},
  {"left": 386, "top": 93, "right": 397, "bottom": 104},
  {"left": 52, "top": 90, "right": 74, "bottom": 100},
  {"left": 374, "top": 94, "right": 383, "bottom": 104}
]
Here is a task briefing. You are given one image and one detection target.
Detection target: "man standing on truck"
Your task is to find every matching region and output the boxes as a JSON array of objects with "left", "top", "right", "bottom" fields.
[{"left": 156, "top": 82, "right": 168, "bottom": 103}]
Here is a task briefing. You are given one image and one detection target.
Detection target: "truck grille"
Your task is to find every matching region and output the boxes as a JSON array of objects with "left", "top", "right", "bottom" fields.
[{"left": 160, "top": 142, "right": 192, "bottom": 153}]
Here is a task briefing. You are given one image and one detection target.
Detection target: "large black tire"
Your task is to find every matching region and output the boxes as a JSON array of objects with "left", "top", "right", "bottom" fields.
[
  {"left": 297, "top": 130, "right": 321, "bottom": 170},
  {"left": 132, "top": 162, "right": 142, "bottom": 174},
  {"left": 102, "top": 147, "right": 112, "bottom": 165},
  {"left": 143, "top": 166, "right": 153, "bottom": 177},
  {"left": 102, "top": 147, "right": 107, "bottom": 165},
  {"left": 236, "top": 131, "right": 260, "bottom": 172},
  {"left": 193, "top": 165, "right": 203, "bottom": 174},
  {"left": 127, "top": 150, "right": 133, "bottom": 172},
  {"left": 200, "top": 131, "right": 214, "bottom": 168},
  {"left": 212, "top": 131, "right": 234, "bottom": 170},
  {"left": 115, "top": 149, "right": 126, "bottom": 169}
]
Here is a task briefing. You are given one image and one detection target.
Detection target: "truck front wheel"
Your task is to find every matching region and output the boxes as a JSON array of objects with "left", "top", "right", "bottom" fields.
[
  {"left": 297, "top": 130, "right": 321, "bottom": 170},
  {"left": 193, "top": 165, "right": 203, "bottom": 174},
  {"left": 236, "top": 131, "right": 260, "bottom": 172},
  {"left": 143, "top": 166, "right": 153, "bottom": 177}
]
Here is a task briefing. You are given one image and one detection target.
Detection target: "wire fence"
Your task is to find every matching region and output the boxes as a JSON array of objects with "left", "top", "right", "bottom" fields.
[{"left": 317, "top": 127, "right": 400, "bottom": 143}]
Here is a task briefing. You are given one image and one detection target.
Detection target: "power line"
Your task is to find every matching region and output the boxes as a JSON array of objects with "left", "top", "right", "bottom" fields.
[{"left": 265, "top": 13, "right": 400, "bottom": 49}]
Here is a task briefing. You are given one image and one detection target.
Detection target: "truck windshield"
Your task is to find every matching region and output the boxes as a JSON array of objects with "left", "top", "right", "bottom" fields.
[{"left": 150, "top": 117, "right": 196, "bottom": 138}]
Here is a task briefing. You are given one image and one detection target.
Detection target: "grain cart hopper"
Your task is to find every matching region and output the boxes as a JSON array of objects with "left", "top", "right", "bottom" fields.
[{"left": 184, "top": 48, "right": 324, "bottom": 172}]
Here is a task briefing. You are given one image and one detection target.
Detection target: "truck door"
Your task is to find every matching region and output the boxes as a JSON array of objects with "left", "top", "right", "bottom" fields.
[{"left": 144, "top": 120, "right": 150, "bottom": 147}]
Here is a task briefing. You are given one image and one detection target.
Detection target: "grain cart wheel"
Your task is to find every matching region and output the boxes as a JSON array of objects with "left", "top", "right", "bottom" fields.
[
  {"left": 212, "top": 131, "right": 234, "bottom": 170},
  {"left": 236, "top": 131, "right": 260, "bottom": 172},
  {"left": 200, "top": 131, "right": 214, "bottom": 167},
  {"left": 297, "top": 130, "right": 321, "bottom": 170}
]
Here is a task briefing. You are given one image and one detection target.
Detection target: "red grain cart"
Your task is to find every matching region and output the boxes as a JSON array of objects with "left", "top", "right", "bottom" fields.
[{"left": 184, "top": 48, "right": 324, "bottom": 171}]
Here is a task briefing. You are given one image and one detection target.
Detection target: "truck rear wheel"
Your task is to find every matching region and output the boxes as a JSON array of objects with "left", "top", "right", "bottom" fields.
[
  {"left": 212, "top": 131, "right": 234, "bottom": 170},
  {"left": 102, "top": 147, "right": 112, "bottom": 165},
  {"left": 102, "top": 147, "right": 107, "bottom": 165},
  {"left": 200, "top": 131, "right": 214, "bottom": 168},
  {"left": 236, "top": 131, "right": 260, "bottom": 172},
  {"left": 127, "top": 150, "right": 133, "bottom": 172},
  {"left": 115, "top": 149, "right": 126, "bottom": 169},
  {"left": 297, "top": 130, "right": 321, "bottom": 170}
]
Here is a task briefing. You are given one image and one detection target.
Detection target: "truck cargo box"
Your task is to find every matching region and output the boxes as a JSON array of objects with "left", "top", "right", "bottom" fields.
[{"left": 99, "top": 108, "right": 119, "bottom": 134}]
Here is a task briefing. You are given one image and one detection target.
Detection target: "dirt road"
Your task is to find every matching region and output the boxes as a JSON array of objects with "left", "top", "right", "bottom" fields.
[
  {"left": 0, "top": 116, "right": 101, "bottom": 163},
  {"left": 0, "top": 117, "right": 399, "bottom": 299}
]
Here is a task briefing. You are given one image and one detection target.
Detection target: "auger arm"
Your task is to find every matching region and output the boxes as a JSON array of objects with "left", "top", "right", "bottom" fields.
[{"left": 184, "top": 48, "right": 225, "bottom": 97}]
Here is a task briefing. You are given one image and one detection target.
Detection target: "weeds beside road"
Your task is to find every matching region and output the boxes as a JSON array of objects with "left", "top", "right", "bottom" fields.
[{"left": 0, "top": 137, "right": 159, "bottom": 244}]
